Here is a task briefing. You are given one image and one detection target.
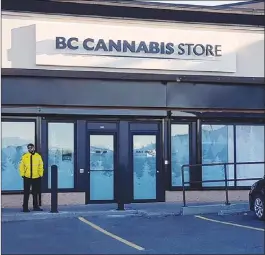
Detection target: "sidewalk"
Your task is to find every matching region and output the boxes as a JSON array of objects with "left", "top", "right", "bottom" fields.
[
  {"left": 1, "top": 202, "right": 182, "bottom": 222},
  {"left": 2, "top": 201, "right": 249, "bottom": 222}
]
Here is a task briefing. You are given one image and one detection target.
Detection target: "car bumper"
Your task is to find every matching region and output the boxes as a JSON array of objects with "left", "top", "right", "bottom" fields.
[{"left": 249, "top": 193, "right": 254, "bottom": 211}]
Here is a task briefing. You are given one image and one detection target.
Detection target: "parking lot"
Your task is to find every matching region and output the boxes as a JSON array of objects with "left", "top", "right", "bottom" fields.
[{"left": 2, "top": 213, "right": 264, "bottom": 254}]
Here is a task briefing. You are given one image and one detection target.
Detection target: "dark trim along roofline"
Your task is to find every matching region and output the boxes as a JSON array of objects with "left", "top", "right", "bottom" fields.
[
  {"left": 2, "top": 68, "right": 264, "bottom": 85},
  {"left": 1, "top": 0, "right": 264, "bottom": 26}
]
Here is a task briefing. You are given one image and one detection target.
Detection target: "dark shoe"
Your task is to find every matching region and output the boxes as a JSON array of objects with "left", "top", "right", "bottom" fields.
[
  {"left": 22, "top": 208, "right": 30, "bottom": 212},
  {"left": 33, "top": 207, "right": 43, "bottom": 211}
]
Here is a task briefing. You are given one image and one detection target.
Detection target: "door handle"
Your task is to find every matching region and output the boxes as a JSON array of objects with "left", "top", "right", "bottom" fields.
[{"left": 157, "top": 170, "right": 159, "bottom": 173}]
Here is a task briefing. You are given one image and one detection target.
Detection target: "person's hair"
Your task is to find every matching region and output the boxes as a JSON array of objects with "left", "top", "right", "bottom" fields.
[{"left": 27, "top": 143, "right": 34, "bottom": 148}]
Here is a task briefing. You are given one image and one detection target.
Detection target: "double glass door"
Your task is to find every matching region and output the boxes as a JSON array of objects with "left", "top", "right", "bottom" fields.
[{"left": 85, "top": 122, "right": 163, "bottom": 203}]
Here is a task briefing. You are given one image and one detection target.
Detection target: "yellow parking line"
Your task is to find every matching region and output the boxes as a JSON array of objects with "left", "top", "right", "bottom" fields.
[
  {"left": 78, "top": 217, "right": 145, "bottom": 251},
  {"left": 195, "top": 215, "right": 265, "bottom": 232}
]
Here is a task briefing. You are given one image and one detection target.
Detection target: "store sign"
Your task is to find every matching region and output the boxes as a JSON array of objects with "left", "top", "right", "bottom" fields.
[
  {"left": 35, "top": 22, "right": 237, "bottom": 72},
  {"left": 55, "top": 36, "right": 223, "bottom": 59}
]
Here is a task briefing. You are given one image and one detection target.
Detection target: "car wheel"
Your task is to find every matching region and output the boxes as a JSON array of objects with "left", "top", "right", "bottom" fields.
[{"left": 254, "top": 195, "right": 264, "bottom": 220}]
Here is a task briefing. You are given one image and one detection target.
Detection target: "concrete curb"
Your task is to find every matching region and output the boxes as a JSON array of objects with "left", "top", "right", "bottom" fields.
[
  {"left": 218, "top": 203, "right": 250, "bottom": 215},
  {"left": 181, "top": 203, "right": 249, "bottom": 216},
  {"left": 2, "top": 202, "right": 249, "bottom": 222},
  {"left": 138, "top": 211, "right": 181, "bottom": 217},
  {"left": 218, "top": 209, "right": 250, "bottom": 216},
  {"left": 1, "top": 209, "right": 139, "bottom": 222},
  {"left": 1, "top": 209, "right": 183, "bottom": 222}
]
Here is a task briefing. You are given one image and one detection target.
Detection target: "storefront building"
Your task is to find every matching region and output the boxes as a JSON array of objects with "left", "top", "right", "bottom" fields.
[{"left": 1, "top": 0, "right": 265, "bottom": 204}]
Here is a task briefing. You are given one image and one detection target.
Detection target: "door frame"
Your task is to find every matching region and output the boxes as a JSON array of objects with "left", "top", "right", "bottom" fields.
[
  {"left": 129, "top": 128, "right": 165, "bottom": 203},
  {"left": 85, "top": 129, "right": 118, "bottom": 204}
]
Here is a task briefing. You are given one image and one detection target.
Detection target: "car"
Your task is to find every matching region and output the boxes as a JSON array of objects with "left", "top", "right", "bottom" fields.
[{"left": 249, "top": 176, "right": 265, "bottom": 220}]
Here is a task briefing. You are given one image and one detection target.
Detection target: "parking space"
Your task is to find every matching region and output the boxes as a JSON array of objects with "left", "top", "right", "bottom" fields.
[
  {"left": 2, "top": 213, "right": 264, "bottom": 254},
  {"left": 85, "top": 214, "right": 264, "bottom": 254},
  {"left": 2, "top": 218, "right": 139, "bottom": 254},
  {"left": 195, "top": 212, "right": 265, "bottom": 231}
]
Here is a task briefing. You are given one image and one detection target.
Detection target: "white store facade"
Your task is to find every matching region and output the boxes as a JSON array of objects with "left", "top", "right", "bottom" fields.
[{"left": 1, "top": 0, "right": 264, "bottom": 205}]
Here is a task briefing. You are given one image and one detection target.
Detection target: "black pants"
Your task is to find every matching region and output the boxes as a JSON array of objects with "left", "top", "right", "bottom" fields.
[{"left": 23, "top": 177, "right": 41, "bottom": 209}]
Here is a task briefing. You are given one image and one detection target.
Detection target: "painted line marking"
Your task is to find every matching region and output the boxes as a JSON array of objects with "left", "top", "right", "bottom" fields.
[
  {"left": 195, "top": 215, "right": 265, "bottom": 232},
  {"left": 78, "top": 216, "right": 145, "bottom": 251}
]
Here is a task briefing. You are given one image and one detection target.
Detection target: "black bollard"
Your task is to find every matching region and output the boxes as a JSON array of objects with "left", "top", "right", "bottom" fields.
[
  {"left": 117, "top": 201, "right": 125, "bottom": 211},
  {"left": 224, "top": 164, "right": 230, "bottom": 206},
  {"left": 50, "top": 165, "right": 58, "bottom": 213}
]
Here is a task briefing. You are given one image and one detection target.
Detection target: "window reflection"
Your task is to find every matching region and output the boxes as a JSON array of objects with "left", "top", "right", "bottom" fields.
[
  {"left": 133, "top": 135, "right": 156, "bottom": 200},
  {"left": 171, "top": 124, "right": 190, "bottom": 186},
  {"left": 48, "top": 123, "right": 74, "bottom": 189},
  {"left": 202, "top": 125, "right": 234, "bottom": 187},
  {"left": 1, "top": 121, "right": 35, "bottom": 191},
  {"left": 236, "top": 125, "right": 264, "bottom": 186},
  {"left": 90, "top": 135, "right": 114, "bottom": 171},
  {"left": 89, "top": 135, "right": 114, "bottom": 200}
]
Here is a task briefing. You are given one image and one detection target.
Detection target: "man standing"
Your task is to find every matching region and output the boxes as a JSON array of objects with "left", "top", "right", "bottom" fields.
[{"left": 19, "top": 143, "right": 44, "bottom": 212}]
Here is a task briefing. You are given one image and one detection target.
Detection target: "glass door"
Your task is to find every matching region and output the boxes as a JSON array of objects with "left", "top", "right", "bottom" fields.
[
  {"left": 133, "top": 134, "right": 157, "bottom": 200},
  {"left": 131, "top": 129, "right": 163, "bottom": 202},
  {"left": 87, "top": 132, "right": 116, "bottom": 202}
]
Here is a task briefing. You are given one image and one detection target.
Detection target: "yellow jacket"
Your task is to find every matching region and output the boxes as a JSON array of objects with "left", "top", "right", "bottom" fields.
[{"left": 19, "top": 152, "right": 44, "bottom": 179}]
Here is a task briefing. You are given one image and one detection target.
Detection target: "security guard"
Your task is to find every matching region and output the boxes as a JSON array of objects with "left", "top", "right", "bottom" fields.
[{"left": 19, "top": 143, "right": 44, "bottom": 212}]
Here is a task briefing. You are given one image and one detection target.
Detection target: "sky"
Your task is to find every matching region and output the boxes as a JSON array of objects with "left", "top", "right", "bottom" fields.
[{"left": 142, "top": 1, "right": 245, "bottom": 5}]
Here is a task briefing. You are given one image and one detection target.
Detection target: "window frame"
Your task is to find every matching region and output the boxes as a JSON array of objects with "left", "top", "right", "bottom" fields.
[
  {"left": 169, "top": 120, "right": 194, "bottom": 191},
  {"left": 200, "top": 119, "right": 265, "bottom": 190},
  {"left": 45, "top": 120, "right": 77, "bottom": 192}
]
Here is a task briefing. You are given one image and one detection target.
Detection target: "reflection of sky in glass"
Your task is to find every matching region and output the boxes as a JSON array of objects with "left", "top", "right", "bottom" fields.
[
  {"left": 171, "top": 124, "right": 189, "bottom": 135},
  {"left": 2, "top": 122, "right": 35, "bottom": 146},
  {"left": 2, "top": 122, "right": 36, "bottom": 191},
  {"left": 90, "top": 135, "right": 113, "bottom": 150},
  {"left": 202, "top": 125, "right": 225, "bottom": 131},
  {"left": 133, "top": 135, "right": 156, "bottom": 149},
  {"left": 48, "top": 123, "right": 74, "bottom": 149},
  {"left": 2, "top": 122, "right": 34, "bottom": 139},
  {"left": 88, "top": 135, "right": 157, "bottom": 149}
]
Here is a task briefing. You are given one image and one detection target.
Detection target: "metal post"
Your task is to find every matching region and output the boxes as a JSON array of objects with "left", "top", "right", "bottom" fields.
[
  {"left": 181, "top": 165, "right": 186, "bottom": 207},
  {"left": 224, "top": 164, "right": 230, "bottom": 205},
  {"left": 50, "top": 165, "right": 58, "bottom": 213},
  {"left": 117, "top": 202, "right": 125, "bottom": 211}
]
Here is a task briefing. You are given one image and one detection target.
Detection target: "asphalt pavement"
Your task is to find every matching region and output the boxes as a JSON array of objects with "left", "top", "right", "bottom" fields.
[{"left": 2, "top": 213, "right": 264, "bottom": 254}]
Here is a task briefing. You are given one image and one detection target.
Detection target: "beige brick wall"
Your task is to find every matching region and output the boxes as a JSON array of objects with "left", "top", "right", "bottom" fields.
[
  {"left": 1, "top": 190, "right": 249, "bottom": 208},
  {"left": 165, "top": 190, "right": 249, "bottom": 203},
  {"left": 1, "top": 193, "right": 85, "bottom": 208}
]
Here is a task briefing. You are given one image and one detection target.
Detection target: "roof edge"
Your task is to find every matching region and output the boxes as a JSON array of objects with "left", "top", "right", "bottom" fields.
[{"left": 1, "top": 0, "right": 264, "bottom": 27}]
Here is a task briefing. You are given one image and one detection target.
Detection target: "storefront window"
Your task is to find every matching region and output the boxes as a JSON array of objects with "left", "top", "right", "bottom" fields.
[
  {"left": 48, "top": 123, "right": 75, "bottom": 189},
  {"left": 1, "top": 121, "right": 35, "bottom": 191},
  {"left": 171, "top": 124, "right": 190, "bottom": 186},
  {"left": 202, "top": 125, "right": 234, "bottom": 187},
  {"left": 236, "top": 125, "right": 264, "bottom": 186}
]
